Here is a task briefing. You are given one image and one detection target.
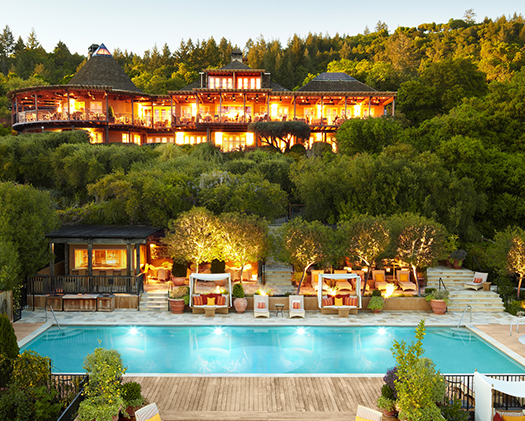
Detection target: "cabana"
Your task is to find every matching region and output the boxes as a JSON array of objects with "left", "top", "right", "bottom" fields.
[
  {"left": 189, "top": 273, "right": 231, "bottom": 317},
  {"left": 474, "top": 371, "right": 525, "bottom": 421},
  {"left": 317, "top": 273, "right": 361, "bottom": 317}
]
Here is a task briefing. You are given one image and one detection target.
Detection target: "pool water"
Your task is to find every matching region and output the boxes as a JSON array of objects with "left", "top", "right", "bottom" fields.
[{"left": 21, "top": 325, "right": 525, "bottom": 374}]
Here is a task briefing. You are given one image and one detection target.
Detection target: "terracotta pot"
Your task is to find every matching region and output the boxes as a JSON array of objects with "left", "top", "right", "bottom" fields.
[
  {"left": 430, "top": 299, "right": 447, "bottom": 314},
  {"left": 234, "top": 297, "right": 247, "bottom": 313},
  {"left": 122, "top": 405, "right": 141, "bottom": 418},
  {"left": 373, "top": 309, "right": 382, "bottom": 314},
  {"left": 172, "top": 277, "right": 185, "bottom": 286},
  {"left": 383, "top": 409, "right": 397, "bottom": 417},
  {"left": 169, "top": 298, "right": 185, "bottom": 314}
]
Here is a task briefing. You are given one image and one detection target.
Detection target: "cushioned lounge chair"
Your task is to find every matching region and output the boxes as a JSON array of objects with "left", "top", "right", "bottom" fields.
[
  {"left": 311, "top": 270, "right": 330, "bottom": 292},
  {"left": 333, "top": 269, "right": 353, "bottom": 291},
  {"left": 372, "top": 270, "right": 389, "bottom": 291},
  {"left": 356, "top": 404, "right": 382, "bottom": 421},
  {"left": 254, "top": 294, "right": 270, "bottom": 318},
  {"left": 289, "top": 294, "right": 305, "bottom": 318},
  {"left": 396, "top": 269, "right": 417, "bottom": 292},
  {"left": 464, "top": 272, "right": 488, "bottom": 290},
  {"left": 135, "top": 403, "right": 161, "bottom": 421}
]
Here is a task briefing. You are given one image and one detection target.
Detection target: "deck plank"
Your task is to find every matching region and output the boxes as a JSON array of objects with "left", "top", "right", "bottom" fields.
[{"left": 125, "top": 376, "right": 383, "bottom": 421}]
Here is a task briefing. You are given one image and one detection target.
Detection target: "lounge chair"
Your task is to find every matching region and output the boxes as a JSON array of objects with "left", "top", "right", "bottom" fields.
[
  {"left": 333, "top": 269, "right": 353, "bottom": 291},
  {"left": 135, "top": 403, "right": 161, "bottom": 421},
  {"left": 311, "top": 270, "right": 330, "bottom": 292},
  {"left": 355, "top": 405, "right": 382, "bottom": 421},
  {"left": 464, "top": 272, "right": 489, "bottom": 290},
  {"left": 372, "top": 270, "right": 389, "bottom": 291},
  {"left": 396, "top": 270, "right": 417, "bottom": 293},
  {"left": 289, "top": 295, "right": 305, "bottom": 318},
  {"left": 254, "top": 294, "right": 270, "bottom": 318}
]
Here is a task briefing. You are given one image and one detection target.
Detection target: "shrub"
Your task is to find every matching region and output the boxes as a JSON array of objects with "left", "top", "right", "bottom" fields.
[
  {"left": 232, "top": 283, "right": 245, "bottom": 298},
  {"left": 0, "top": 313, "right": 19, "bottom": 359},
  {"left": 11, "top": 350, "right": 52, "bottom": 390},
  {"left": 171, "top": 261, "right": 187, "bottom": 277},
  {"left": 210, "top": 259, "right": 225, "bottom": 273},
  {"left": 121, "top": 381, "right": 146, "bottom": 409},
  {"left": 169, "top": 286, "right": 189, "bottom": 299},
  {"left": 371, "top": 289, "right": 382, "bottom": 297},
  {"left": 368, "top": 296, "right": 384, "bottom": 311},
  {"left": 425, "top": 289, "right": 450, "bottom": 304},
  {"left": 289, "top": 144, "right": 306, "bottom": 155},
  {"left": 440, "top": 397, "right": 469, "bottom": 421}
]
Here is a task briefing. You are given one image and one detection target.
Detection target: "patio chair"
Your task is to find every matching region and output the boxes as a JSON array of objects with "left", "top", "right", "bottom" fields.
[
  {"left": 355, "top": 405, "right": 382, "bottom": 421},
  {"left": 135, "top": 402, "right": 161, "bottom": 421},
  {"left": 396, "top": 269, "right": 417, "bottom": 293},
  {"left": 464, "top": 272, "right": 489, "bottom": 290},
  {"left": 289, "top": 295, "right": 305, "bottom": 318},
  {"left": 333, "top": 270, "right": 353, "bottom": 291},
  {"left": 311, "top": 270, "right": 330, "bottom": 292},
  {"left": 372, "top": 270, "right": 388, "bottom": 291},
  {"left": 254, "top": 294, "right": 270, "bottom": 318}
]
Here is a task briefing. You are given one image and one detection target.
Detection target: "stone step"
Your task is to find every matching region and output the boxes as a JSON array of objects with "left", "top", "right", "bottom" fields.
[{"left": 139, "top": 290, "right": 169, "bottom": 311}]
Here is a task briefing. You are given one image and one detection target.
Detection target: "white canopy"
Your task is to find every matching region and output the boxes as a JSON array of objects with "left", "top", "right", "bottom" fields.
[
  {"left": 317, "top": 273, "right": 361, "bottom": 309},
  {"left": 474, "top": 372, "right": 525, "bottom": 421},
  {"left": 189, "top": 272, "right": 232, "bottom": 308}
]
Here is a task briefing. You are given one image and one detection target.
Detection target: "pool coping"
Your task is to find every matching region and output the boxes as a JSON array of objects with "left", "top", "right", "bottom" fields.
[{"left": 19, "top": 322, "right": 525, "bottom": 377}]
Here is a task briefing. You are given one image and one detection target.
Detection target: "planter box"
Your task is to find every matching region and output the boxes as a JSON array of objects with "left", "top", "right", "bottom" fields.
[
  {"left": 115, "top": 294, "right": 138, "bottom": 309},
  {"left": 97, "top": 295, "right": 115, "bottom": 312},
  {"left": 47, "top": 295, "right": 63, "bottom": 311},
  {"left": 63, "top": 294, "right": 97, "bottom": 312}
]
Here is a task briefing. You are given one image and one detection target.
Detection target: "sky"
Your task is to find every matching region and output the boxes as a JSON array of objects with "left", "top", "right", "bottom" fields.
[{"left": 1, "top": 0, "right": 523, "bottom": 56}]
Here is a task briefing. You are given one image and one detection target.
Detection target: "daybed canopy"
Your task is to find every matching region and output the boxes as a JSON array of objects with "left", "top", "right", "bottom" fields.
[
  {"left": 189, "top": 273, "right": 232, "bottom": 308},
  {"left": 474, "top": 372, "right": 525, "bottom": 421},
  {"left": 316, "top": 273, "right": 361, "bottom": 309}
]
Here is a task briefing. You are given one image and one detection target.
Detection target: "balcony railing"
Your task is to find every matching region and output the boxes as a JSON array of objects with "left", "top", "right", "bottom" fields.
[{"left": 28, "top": 273, "right": 144, "bottom": 296}]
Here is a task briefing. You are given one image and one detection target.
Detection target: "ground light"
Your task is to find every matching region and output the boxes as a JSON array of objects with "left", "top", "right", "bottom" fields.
[
  {"left": 214, "top": 327, "right": 223, "bottom": 335},
  {"left": 129, "top": 327, "right": 138, "bottom": 335},
  {"left": 378, "top": 327, "right": 387, "bottom": 336},
  {"left": 297, "top": 327, "right": 306, "bottom": 335}
]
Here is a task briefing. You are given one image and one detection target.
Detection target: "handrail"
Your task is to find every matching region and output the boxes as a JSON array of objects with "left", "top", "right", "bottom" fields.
[
  {"left": 510, "top": 311, "right": 524, "bottom": 336},
  {"left": 438, "top": 277, "right": 447, "bottom": 290},
  {"left": 46, "top": 304, "right": 64, "bottom": 336},
  {"left": 453, "top": 305, "right": 472, "bottom": 336}
]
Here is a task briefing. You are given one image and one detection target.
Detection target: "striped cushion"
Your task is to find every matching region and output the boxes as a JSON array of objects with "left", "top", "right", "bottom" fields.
[
  {"left": 322, "top": 297, "right": 333, "bottom": 307},
  {"left": 474, "top": 277, "right": 483, "bottom": 283},
  {"left": 193, "top": 295, "right": 203, "bottom": 306},
  {"left": 257, "top": 301, "right": 266, "bottom": 309},
  {"left": 292, "top": 301, "right": 300, "bottom": 309},
  {"left": 216, "top": 295, "right": 226, "bottom": 306},
  {"left": 345, "top": 296, "right": 358, "bottom": 306}
]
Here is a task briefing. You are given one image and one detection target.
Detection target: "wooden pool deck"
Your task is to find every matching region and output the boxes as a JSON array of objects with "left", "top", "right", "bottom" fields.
[{"left": 124, "top": 376, "right": 384, "bottom": 421}]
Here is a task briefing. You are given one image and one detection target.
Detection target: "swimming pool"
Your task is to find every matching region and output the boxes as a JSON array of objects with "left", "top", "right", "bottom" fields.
[{"left": 21, "top": 325, "right": 525, "bottom": 375}]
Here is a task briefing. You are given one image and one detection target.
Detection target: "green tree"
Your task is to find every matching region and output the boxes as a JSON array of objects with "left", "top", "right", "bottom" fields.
[
  {"left": 164, "top": 207, "right": 223, "bottom": 272},
  {"left": 220, "top": 212, "right": 268, "bottom": 282},
  {"left": 490, "top": 227, "right": 525, "bottom": 299},
  {"left": 272, "top": 217, "right": 333, "bottom": 294},
  {"left": 338, "top": 215, "right": 390, "bottom": 295},
  {"left": 248, "top": 121, "right": 311, "bottom": 152},
  {"left": 388, "top": 213, "right": 448, "bottom": 295}
]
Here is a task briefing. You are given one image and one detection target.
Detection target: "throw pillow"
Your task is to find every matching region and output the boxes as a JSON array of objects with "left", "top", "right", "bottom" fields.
[
  {"left": 322, "top": 297, "right": 333, "bottom": 307},
  {"left": 292, "top": 301, "right": 300, "bottom": 309},
  {"left": 216, "top": 296, "right": 226, "bottom": 306},
  {"left": 375, "top": 273, "right": 384, "bottom": 282},
  {"left": 494, "top": 414, "right": 503, "bottom": 421},
  {"left": 207, "top": 297, "right": 216, "bottom": 306},
  {"left": 334, "top": 297, "right": 343, "bottom": 306},
  {"left": 193, "top": 296, "right": 203, "bottom": 306},
  {"left": 502, "top": 415, "right": 525, "bottom": 421},
  {"left": 399, "top": 273, "right": 409, "bottom": 282},
  {"left": 474, "top": 277, "right": 483, "bottom": 283},
  {"left": 345, "top": 296, "right": 357, "bottom": 306},
  {"left": 257, "top": 301, "right": 265, "bottom": 309}
]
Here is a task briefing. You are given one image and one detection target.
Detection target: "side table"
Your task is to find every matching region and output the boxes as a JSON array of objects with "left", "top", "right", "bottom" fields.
[{"left": 275, "top": 303, "right": 285, "bottom": 317}]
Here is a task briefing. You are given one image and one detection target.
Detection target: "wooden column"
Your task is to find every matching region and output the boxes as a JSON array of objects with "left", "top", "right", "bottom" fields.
[
  {"left": 196, "top": 95, "right": 199, "bottom": 123},
  {"left": 392, "top": 98, "right": 396, "bottom": 117},
  {"left": 34, "top": 93, "right": 38, "bottom": 120},
  {"left": 344, "top": 96, "right": 347, "bottom": 118},
  {"left": 127, "top": 242, "right": 132, "bottom": 276},
  {"left": 105, "top": 92, "right": 109, "bottom": 143},
  {"left": 267, "top": 95, "right": 270, "bottom": 121},
  {"left": 368, "top": 97, "right": 371, "bottom": 116},
  {"left": 65, "top": 244, "right": 69, "bottom": 275},
  {"left": 67, "top": 89, "right": 71, "bottom": 120},
  {"left": 293, "top": 96, "right": 296, "bottom": 119},
  {"left": 49, "top": 243, "right": 55, "bottom": 276},
  {"left": 131, "top": 98, "right": 134, "bottom": 126},
  {"left": 151, "top": 102, "right": 154, "bottom": 128},
  {"left": 135, "top": 244, "right": 141, "bottom": 275},
  {"left": 13, "top": 97, "right": 17, "bottom": 125},
  {"left": 243, "top": 93, "right": 246, "bottom": 123},
  {"left": 87, "top": 242, "right": 93, "bottom": 276},
  {"left": 321, "top": 97, "right": 324, "bottom": 126},
  {"left": 219, "top": 94, "right": 222, "bottom": 122},
  {"left": 170, "top": 97, "right": 173, "bottom": 126}
]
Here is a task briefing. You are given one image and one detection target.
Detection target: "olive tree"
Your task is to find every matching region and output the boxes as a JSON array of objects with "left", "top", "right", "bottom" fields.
[
  {"left": 248, "top": 121, "right": 310, "bottom": 152},
  {"left": 220, "top": 212, "right": 269, "bottom": 283},
  {"left": 338, "top": 215, "right": 390, "bottom": 295},
  {"left": 388, "top": 213, "right": 448, "bottom": 296},
  {"left": 164, "top": 207, "right": 222, "bottom": 272},
  {"left": 490, "top": 227, "right": 525, "bottom": 299},
  {"left": 272, "top": 217, "right": 333, "bottom": 294}
]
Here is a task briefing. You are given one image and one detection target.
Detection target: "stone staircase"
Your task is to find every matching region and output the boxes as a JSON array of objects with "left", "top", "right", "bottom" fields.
[
  {"left": 139, "top": 289, "right": 169, "bottom": 311},
  {"left": 264, "top": 256, "right": 294, "bottom": 294},
  {"left": 426, "top": 266, "right": 504, "bottom": 312}
]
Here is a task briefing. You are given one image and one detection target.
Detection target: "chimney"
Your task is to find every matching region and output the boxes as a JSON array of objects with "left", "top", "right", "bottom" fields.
[
  {"left": 231, "top": 48, "right": 243, "bottom": 63},
  {"left": 88, "top": 44, "right": 100, "bottom": 60}
]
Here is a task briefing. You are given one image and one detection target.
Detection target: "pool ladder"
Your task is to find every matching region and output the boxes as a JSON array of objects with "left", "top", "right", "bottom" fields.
[
  {"left": 452, "top": 305, "right": 472, "bottom": 336},
  {"left": 45, "top": 304, "right": 64, "bottom": 336}
]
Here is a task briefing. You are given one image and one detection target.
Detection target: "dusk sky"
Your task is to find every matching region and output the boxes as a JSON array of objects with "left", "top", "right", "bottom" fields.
[{"left": 2, "top": 0, "right": 523, "bottom": 56}]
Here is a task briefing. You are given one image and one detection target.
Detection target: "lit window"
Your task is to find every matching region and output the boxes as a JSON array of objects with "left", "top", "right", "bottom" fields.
[{"left": 122, "top": 133, "right": 129, "bottom": 143}]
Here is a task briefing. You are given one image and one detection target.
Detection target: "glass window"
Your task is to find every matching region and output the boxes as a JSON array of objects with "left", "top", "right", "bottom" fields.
[{"left": 74, "top": 249, "right": 127, "bottom": 269}]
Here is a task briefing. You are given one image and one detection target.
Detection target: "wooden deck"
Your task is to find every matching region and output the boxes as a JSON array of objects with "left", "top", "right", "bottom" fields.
[{"left": 125, "top": 376, "right": 383, "bottom": 421}]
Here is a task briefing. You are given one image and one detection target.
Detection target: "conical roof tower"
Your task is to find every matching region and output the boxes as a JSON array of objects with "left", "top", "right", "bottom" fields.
[{"left": 68, "top": 43, "right": 142, "bottom": 93}]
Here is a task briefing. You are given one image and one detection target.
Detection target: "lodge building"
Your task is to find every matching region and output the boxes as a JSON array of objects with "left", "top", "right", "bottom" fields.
[{"left": 8, "top": 44, "right": 397, "bottom": 151}]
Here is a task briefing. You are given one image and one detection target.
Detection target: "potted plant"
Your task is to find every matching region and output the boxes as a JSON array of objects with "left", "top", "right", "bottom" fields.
[
  {"left": 168, "top": 286, "right": 189, "bottom": 314},
  {"left": 367, "top": 296, "right": 384, "bottom": 313},
  {"left": 78, "top": 396, "right": 122, "bottom": 421},
  {"left": 120, "top": 381, "right": 146, "bottom": 418},
  {"left": 448, "top": 249, "right": 467, "bottom": 269},
  {"left": 425, "top": 289, "right": 450, "bottom": 314},
  {"left": 232, "top": 283, "right": 247, "bottom": 313},
  {"left": 171, "top": 261, "right": 187, "bottom": 286},
  {"left": 377, "top": 395, "right": 396, "bottom": 417},
  {"left": 377, "top": 367, "right": 398, "bottom": 416}
]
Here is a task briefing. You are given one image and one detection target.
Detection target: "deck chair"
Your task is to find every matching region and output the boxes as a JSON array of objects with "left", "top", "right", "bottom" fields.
[
  {"left": 289, "top": 295, "right": 305, "bottom": 318},
  {"left": 356, "top": 405, "right": 382, "bottom": 421},
  {"left": 396, "top": 270, "right": 417, "bottom": 293},
  {"left": 311, "top": 270, "right": 330, "bottom": 292},
  {"left": 135, "top": 403, "right": 161, "bottom": 421},
  {"left": 254, "top": 294, "right": 270, "bottom": 318},
  {"left": 372, "top": 270, "right": 388, "bottom": 291},
  {"left": 464, "top": 272, "right": 488, "bottom": 290},
  {"left": 333, "top": 270, "right": 353, "bottom": 291}
]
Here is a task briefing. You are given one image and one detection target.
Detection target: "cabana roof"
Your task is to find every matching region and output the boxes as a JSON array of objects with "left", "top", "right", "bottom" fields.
[{"left": 46, "top": 225, "right": 163, "bottom": 243}]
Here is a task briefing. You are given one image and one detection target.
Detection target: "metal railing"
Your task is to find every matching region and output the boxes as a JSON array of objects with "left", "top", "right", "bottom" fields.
[
  {"left": 453, "top": 305, "right": 472, "bottom": 336},
  {"left": 443, "top": 374, "right": 525, "bottom": 412},
  {"left": 46, "top": 304, "right": 64, "bottom": 335},
  {"left": 53, "top": 374, "right": 88, "bottom": 421},
  {"left": 438, "top": 277, "right": 448, "bottom": 290}
]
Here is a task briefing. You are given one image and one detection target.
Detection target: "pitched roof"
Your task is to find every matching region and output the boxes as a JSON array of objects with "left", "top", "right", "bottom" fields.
[
  {"left": 218, "top": 60, "right": 253, "bottom": 70},
  {"left": 68, "top": 44, "right": 142, "bottom": 93},
  {"left": 270, "top": 80, "right": 289, "bottom": 91},
  {"left": 298, "top": 72, "right": 376, "bottom": 92},
  {"left": 46, "top": 225, "right": 163, "bottom": 241}
]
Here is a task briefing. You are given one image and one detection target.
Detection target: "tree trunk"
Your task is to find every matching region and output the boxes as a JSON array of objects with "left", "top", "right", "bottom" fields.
[
  {"left": 296, "top": 264, "right": 312, "bottom": 295},
  {"left": 361, "top": 267, "right": 370, "bottom": 297},
  {"left": 239, "top": 267, "right": 244, "bottom": 285},
  {"left": 412, "top": 265, "right": 421, "bottom": 296},
  {"left": 518, "top": 274, "right": 523, "bottom": 300}
]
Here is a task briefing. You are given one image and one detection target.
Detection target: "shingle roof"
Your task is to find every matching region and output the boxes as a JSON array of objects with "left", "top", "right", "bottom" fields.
[
  {"left": 270, "top": 80, "right": 289, "bottom": 91},
  {"left": 46, "top": 225, "right": 162, "bottom": 240},
  {"left": 179, "top": 80, "right": 201, "bottom": 91},
  {"left": 68, "top": 49, "right": 142, "bottom": 93},
  {"left": 219, "top": 60, "right": 253, "bottom": 70},
  {"left": 298, "top": 72, "right": 376, "bottom": 92}
]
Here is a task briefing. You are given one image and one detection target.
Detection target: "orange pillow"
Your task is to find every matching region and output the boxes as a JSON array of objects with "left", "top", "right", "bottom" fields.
[
  {"left": 257, "top": 301, "right": 265, "bottom": 309},
  {"left": 399, "top": 273, "right": 409, "bottom": 282},
  {"left": 322, "top": 297, "right": 333, "bottom": 307},
  {"left": 502, "top": 415, "right": 525, "bottom": 421},
  {"left": 193, "top": 296, "right": 203, "bottom": 306},
  {"left": 216, "top": 296, "right": 226, "bottom": 306},
  {"left": 474, "top": 277, "right": 483, "bottom": 283},
  {"left": 292, "top": 301, "right": 300, "bottom": 309},
  {"left": 375, "top": 273, "right": 384, "bottom": 282},
  {"left": 345, "top": 296, "right": 358, "bottom": 306},
  {"left": 207, "top": 297, "right": 216, "bottom": 306},
  {"left": 334, "top": 297, "right": 343, "bottom": 306}
]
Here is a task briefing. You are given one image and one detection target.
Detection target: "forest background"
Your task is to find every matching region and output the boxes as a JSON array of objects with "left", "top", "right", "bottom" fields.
[{"left": 1, "top": 11, "right": 525, "bottom": 287}]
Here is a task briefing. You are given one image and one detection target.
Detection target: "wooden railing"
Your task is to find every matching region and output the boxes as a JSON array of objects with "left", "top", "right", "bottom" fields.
[{"left": 28, "top": 273, "right": 144, "bottom": 296}]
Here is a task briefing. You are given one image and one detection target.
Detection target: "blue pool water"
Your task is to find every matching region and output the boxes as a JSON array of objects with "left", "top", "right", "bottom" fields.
[{"left": 21, "top": 325, "right": 525, "bottom": 374}]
